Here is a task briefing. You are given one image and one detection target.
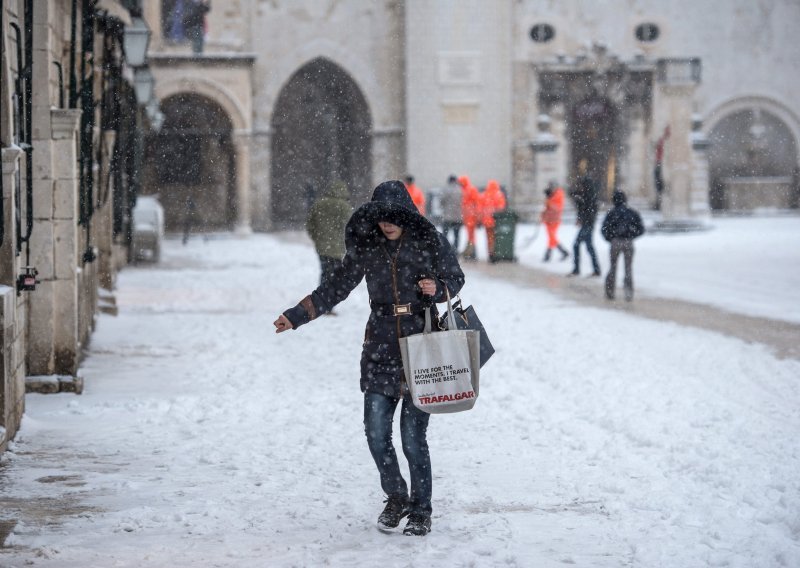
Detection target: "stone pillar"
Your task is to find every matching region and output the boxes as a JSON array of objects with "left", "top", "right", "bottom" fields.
[
  {"left": 528, "top": 114, "right": 559, "bottom": 220},
  {"left": 1, "top": 147, "right": 23, "bottom": 448},
  {"left": 233, "top": 131, "right": 252, "bottom": 235},
  {"left": 250, "top": 130, "right": 271, "bottom": 231},
  {"left": 627, "top": 114, "right": 648, "bottom": 201},
  {"left": 50, "top": 109, "right": 81, "bottom": 374},
  {"left": 653, "top": 58, "right": 707, "bottom": 229},
  {"left": 372, "top": 127, "right": 405, "bottom": 191}
]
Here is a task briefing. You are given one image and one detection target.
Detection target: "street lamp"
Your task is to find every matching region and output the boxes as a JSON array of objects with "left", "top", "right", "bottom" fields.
[
  {"left": 133, "top": 66, "right": 154, "bottom": 105},
  {"left": 124, "top": 16, "right": 151, "bottom": 68}
]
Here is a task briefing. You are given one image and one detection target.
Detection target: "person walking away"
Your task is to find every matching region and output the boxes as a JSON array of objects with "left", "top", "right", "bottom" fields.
[
  {"left": 273, "top": 180, "right": 465, "bottom": 537},
  {"left": 439, "top": 175, "right": 463, "bottom": 251},
  {"left": 653, "top": 126, "right": 670, "bottom": 211},
  {"left": 306, "top": 180, "right": 352, "bottom": 288},
  {"left": 183, "top": 0, "right": 210, "bottom": 54},
  {"left": 601, "top": 190, "right": 645, "bottom": 301},
  {"left": 404, "top": 175, "right": 426, "bottom": 216},
  {"left": 481, "top": 179, "right": 506, "bottom": 262},
  {"left": 458, "top": 175, "right": 481, "bottom": 260},
  {"left": 568, "top": 163, "right": 601, "bottom": 277},
  {"left": 540, "top": 181, "right": 569, "bottom": 262}
]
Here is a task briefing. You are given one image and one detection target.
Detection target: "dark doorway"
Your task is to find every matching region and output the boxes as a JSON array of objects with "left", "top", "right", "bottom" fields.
[
  {"left": 568, "top": 97, "right": 619, "bottom": 201},
  {"left": 271, "top": 58, "right": 372, "bottom": 229},
  {"left": 143, "top": 93, "right": 235, "bottom": 231}
]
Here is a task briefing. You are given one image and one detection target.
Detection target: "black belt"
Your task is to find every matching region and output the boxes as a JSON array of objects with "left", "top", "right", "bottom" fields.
[{"left": 370, "top": 301, "right": 430, "bottom": 317}]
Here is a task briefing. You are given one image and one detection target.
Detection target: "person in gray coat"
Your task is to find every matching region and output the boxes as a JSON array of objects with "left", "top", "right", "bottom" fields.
[
  {"left": 601, "top": 190, "right": 645, "bottom": 301},
  {"left": 439, "top": 175, "right": 463, "bottom": 252}
]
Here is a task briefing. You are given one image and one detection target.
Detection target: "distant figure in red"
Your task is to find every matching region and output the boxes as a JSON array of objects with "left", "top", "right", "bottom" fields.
[
  {"left": 404, "top": 175, "right": 426, "bottom": 216},
  {"left": 540, "top": 181, "right": 569, "bottom": 262},
  {"left": 481, "top": 180, "right": 506, "bottom": 261},
  {"left": 654, "top": 126, "right": 670, "bottom": 211},
  {"left": 458, "top": 175, "right": 481, "bottom": 260}
]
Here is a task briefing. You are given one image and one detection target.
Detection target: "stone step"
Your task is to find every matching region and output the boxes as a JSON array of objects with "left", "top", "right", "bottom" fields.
[{"left": 25, "top": 375, "right": 84, "bottom": 395}]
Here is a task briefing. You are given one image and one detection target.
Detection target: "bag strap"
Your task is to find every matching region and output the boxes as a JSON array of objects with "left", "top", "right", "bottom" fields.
[{"left": 424, "top": 286, "right": 457, "bottom": 333}]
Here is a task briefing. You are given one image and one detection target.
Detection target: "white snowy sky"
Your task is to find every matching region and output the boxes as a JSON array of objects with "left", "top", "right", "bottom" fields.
[{"left": 1, "top": 215, "right": 799, "bottom": 567}]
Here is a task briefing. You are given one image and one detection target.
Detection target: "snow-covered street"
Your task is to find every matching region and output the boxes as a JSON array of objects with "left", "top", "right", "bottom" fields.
[{"left": 1, "top": 219, "right": 799, "bottom": 567}]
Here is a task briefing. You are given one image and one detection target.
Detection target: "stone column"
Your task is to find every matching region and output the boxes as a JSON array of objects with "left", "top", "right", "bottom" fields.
[
  {"left": 653, "top": 58, "right": 707, "bottom": 229},
  {"left": 249, "top": 129, "right": 271, "bottom": 231},
  {"left": 50, "top": 109, "right": 81, "bottom": 374},
  {"left": 528, "top": 114, "right": 560, "bottom": 220},
  {"left": 233, "top": 131, "right": 252, "bottom": 235}
]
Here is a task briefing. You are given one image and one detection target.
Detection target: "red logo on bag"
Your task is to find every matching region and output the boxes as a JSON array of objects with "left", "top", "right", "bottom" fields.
[{"left": 419, "top": 391, "right": 475, "bottom": 405}]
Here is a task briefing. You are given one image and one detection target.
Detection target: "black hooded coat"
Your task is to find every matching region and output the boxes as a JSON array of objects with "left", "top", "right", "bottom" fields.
[{"left": 283, "top": 180, "right": 466, "bottom": 398}]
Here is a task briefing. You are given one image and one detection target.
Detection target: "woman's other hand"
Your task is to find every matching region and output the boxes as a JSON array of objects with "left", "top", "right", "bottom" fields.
[
  {"left": 274, "top": 314, "right": 293, "bottom": 333},
  {"left": 418, "top": 278, "right": 436, "bottom": 296}
]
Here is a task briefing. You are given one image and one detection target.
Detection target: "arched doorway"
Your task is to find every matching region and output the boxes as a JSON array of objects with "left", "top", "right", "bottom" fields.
[
  {"left": 143, "top": 93, "right": 235, "bottom": 231},
  {"left": 708, "top": 107, "right": 798, "bottom": 209},
  {"left": 271, "top": 58, "right": 372, "bottom": 229},
  {"left": 568, "top": 97, "right": 619, "bottom": 201}
]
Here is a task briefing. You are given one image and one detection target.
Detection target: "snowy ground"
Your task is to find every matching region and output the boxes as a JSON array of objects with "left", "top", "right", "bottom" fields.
[{"left": 1, "top": 216, "right": 799, "bottom": 567}]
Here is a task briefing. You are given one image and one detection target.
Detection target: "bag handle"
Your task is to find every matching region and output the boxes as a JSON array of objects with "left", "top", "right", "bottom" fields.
[{"left": 424, "top": 286, "right": 457, "bottom": 334}]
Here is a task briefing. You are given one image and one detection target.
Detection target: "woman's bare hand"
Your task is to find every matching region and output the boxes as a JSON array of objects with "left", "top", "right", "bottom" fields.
[
  {"left": 274, "top": 314, "right": 293, "bottom": 333},
  {"left": 418, "top": 278, "right": 437, "bottom": 296}
]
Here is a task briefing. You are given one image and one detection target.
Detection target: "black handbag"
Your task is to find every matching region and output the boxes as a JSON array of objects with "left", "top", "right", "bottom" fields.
[{"left": 439, "top": 298, "right": 494, "bottom": 367}]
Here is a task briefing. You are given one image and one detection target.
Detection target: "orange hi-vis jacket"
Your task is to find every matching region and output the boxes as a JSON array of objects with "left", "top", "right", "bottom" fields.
[
  {"left": 458, "top": 175, "right": 481, "bottom": 227},
  {"left": 540, "top": 186, "right": 565, "bottom": 225},
  {"left": 481, "top": 180, "right": 507, "bottom": 228},
  {"left": 405, "top": 183, "right": 426, "bottom": 216}
]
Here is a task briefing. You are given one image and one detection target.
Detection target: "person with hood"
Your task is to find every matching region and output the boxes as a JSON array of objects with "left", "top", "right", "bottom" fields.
[
  {"left": 540, "top": 181, "right": 569, "bottom": 262},
  {"left": 404, "top": 175, "right": 426, "bottom": 216},
  {"left": 568, "top": 162, "right": 602, "bottom": 277},
  {"left": 274, "top": 180, "right": 465, "bottom": 537},
  {"left": 306, "top": 180, "right": 353, "bottom": 287},
  {"left": 601, "top": 190, "right": 645, "bottom": 301},
  {"left": 458, "top": 175, "right": 481, "bottom": 260},
  {"left": 480, "top": 179, "right": 507, "bottom": 261}
]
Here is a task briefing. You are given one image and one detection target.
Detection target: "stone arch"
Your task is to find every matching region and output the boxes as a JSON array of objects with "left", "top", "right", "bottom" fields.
[
  {"left": 270, "top": 57, "right": 373, "bottom": 229},
  {"left": 155, "top": 76, "right": 249, "bottom": 133},
  {"left": 263, "top": 39, "right": 384, "bottom": 127},
  {"left": 705, "top": 95, "right": 799, "bottom": 209},
  {"left": 142, "top": 92, "right": 237, "bottom": 231}
]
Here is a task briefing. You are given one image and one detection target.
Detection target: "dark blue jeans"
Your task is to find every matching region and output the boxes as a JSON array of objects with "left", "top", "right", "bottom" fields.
[
  {"left": 573, "top": 223, "right": 601, "bottom": 274},
  {"left": 364, "top": 392, "right": 432, "bottom": 515}
]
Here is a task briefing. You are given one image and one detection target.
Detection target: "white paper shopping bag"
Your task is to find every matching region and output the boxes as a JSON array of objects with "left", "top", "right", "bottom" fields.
[{"left": 399, "top": 293, "right": 481, "bottom": 414}]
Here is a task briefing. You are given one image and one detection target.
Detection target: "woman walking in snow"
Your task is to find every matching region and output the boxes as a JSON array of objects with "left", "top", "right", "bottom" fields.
[{"left": 274, "top": 180, "right": 465, "bottom": 536}]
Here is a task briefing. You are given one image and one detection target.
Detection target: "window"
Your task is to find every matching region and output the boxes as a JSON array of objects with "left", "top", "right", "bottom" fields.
[
  {"left": 635, "top": 23, "right": 660, "bottom": 42},
  {"left": 530, "top": 23, "right": 555, "bottom": 43}
]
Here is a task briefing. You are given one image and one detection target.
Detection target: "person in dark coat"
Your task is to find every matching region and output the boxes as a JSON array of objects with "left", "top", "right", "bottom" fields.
[
  {"left": 568, "top": 165, "right": 602, "bottom": 277},
  {"left": 274, "top": 180, "right": 465, "bottom": 537},
  {"left": 601, "top": 190, "right": 645, "bottom": 301},
  {"left": 305, "top": 180, "right": 352, "bottom": 287}
]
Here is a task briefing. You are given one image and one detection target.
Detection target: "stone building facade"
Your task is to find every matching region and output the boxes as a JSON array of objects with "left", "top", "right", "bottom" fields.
[
  {"left": 1, "top": 0, "right": 144, "bottom": 451},
  {"left": 140, "top": 0, "right": 799, "bottom": 231}
]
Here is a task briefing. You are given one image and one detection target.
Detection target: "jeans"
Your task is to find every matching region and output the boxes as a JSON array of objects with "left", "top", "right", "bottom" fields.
[
  {"left": 573, "top": 223, "right": 600, "bottom": 274},
  {"left": 605, "top": 238, "right": 634, "bottom": 300},
  {"left": 364, "top": 392, "right": 432, "bottom": 515},
  {"left": 442, "top": 221, "right": 461, "bottom": 252}
]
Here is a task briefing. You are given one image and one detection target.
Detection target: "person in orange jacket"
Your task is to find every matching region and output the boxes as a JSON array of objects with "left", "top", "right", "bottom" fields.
[
  {"left": 404, "top": 175, "right": 426, "bottom": 216},
  {"left": 481, "top": 179, "right": 507, "bottom": 261},
  {"left": 458, "top": 175, "right": 481, "bottom": 260},
  {"left": 540, "top": 181, "right": 570, "bottom": 262}
]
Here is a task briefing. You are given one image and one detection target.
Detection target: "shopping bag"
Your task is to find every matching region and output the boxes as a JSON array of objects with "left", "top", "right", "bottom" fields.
[
  {"left": 399, "top": 293, "right": 481, "bottom": 414},
  {"left": 439, "top": 298, "right": 494, "bottom": 367}
]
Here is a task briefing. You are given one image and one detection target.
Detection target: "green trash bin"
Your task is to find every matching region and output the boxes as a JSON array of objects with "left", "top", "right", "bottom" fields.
[{"left": 491, "top": 209, "right": 518, "bottom": 262}]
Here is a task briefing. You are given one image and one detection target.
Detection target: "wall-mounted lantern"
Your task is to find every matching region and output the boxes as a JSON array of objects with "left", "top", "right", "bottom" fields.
[
  {"left": 133, "top": 66, "right": 154, "bottom": 104},
  {"left": 123, "top": 16, "right": 151, "bottom": 68}
]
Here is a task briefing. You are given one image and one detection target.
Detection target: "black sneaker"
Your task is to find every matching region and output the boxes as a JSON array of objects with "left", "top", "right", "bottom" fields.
[
  {"left": 403, "top": 513, "right": 432, "bottom": 536},
  {"left": 377, "top": 496, "right": 409, "bottom": 531}
]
